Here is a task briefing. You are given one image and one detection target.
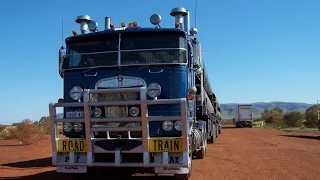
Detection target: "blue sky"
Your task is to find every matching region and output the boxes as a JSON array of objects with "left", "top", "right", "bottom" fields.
[{"left": 0, "top": 0, "right": 319, "bottom": 124}]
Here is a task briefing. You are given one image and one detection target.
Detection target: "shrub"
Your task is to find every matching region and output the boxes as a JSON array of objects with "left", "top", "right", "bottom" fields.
[
  {"left": 222, "top": 119, "right": 234, "bottom": 124},
  {"left": 0, "top": 126, "right": 17, "bottom": 139},
  {"left": 261, "top": 108, "right": 283, "bottom": 126},
  {"left": 8, "top": 119, "right": 45, "bottom": 145},
  {"left": 283, "top": 111, "right": 304, "bottom": 127},
  {"left": 304, "top": 106, "right": 318, "bottom": 128}
]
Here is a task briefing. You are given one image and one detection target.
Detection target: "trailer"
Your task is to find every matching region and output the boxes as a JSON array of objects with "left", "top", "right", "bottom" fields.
[
  {"left": 317, "top": 100, "right": 320, "bottom": 131},
  {"left": 49, "top": 7, "right": 222, "bottom": 180},
  {"left": 234, "top": 105, "right": 253, "bottom": 128}
]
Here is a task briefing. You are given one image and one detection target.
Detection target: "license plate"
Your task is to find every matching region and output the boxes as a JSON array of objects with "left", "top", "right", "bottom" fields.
[
  {"left": 66, "top": 111, "right": 84, "bottom": 118},
  {"left": 149, "top": 138, "right": 182, "bottom": 152},
  {"left": 57, "top": 139, "right": 87, "bottom": 152},
  {"left": 56, "top": 166, "right": 87, "bottom": 173}
]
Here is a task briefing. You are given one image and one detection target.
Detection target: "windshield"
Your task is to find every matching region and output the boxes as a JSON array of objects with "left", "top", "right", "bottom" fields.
[
  {"left": 120, "top": 31, "right": 187, "bottom": 65},
  {"left": 64, "top": 31, "right": 188, "bottom": 69}
]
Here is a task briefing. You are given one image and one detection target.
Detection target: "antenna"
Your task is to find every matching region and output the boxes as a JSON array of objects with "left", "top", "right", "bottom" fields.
[
  {"left": 194, "top": 0, "right": 198, "bottom": 27},
  {"left": 61, "top": 18, "right": 64, "bottom": 46}
]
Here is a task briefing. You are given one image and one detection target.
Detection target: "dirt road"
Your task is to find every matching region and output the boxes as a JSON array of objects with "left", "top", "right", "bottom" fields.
[{"left": 1, "top": 125, "right": 320, "bottom": 180}]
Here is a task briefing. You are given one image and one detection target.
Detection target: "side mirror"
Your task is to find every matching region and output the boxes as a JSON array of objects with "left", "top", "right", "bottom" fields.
[
  {"left": 192, "top": 64, "right": 202, "bottom": 74},
  {"left": 59, "top": 46, "right": 66, "bottom": 78}
]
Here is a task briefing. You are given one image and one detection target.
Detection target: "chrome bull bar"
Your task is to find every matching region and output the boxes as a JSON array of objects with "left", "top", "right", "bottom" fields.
[{"left": 49, "top": 87, "right": 189, "bottom": 168}]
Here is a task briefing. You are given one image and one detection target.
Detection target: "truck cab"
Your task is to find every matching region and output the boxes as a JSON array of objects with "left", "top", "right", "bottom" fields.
[{"left": 50, "top": 7, "right": 221, "bottom": 180}]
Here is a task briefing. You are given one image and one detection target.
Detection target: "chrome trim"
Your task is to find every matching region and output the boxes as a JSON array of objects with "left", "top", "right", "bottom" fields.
[
  {"left": 65, "top": 48, "right": 187, "bottom": 56},
  {"left": 84, "top": 72, "right": 98, "bottom": 77},
  {"left": 120, "top": 47, "right": 187, "bottom": 52},
  {"left": 149, "top": 69, "right": 163, "bottom": 73},
  {"left": 49, "top": 87, "right": 189, "bottom": 168},
  {"left": 62, "top": 63, "right": 188, "bottom": 72},
  {"left": 117, "top": 33, "right": 121, "bottom": 65},
  {"left": 62, "top": 47, "right": 188, "bottom": 71},
  {"left": 94, "top": 75, "right": 147, "bottom": 89},
  {"left": 64, "top": 51, "right": 118, "bottom": 56}
]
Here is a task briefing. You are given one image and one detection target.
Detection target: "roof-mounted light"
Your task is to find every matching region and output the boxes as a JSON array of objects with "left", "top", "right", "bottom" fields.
[
  {"left": 190, "top": 28, "right": 198, "bottom": 35},
  {"left": 150, "top": 14, "right": 162, "bottom": 27},
  {"left": 72, "top": 30, "right": 77, "bottom": 36},
  {"left": 175, "top": 22, "right": 180, "bottom": 28},
  {"left": 132, "top": 21, "right": 138, "bottom": 27},
  {"left": 88, "top": 20, "right": 98, "bottom": 32}
]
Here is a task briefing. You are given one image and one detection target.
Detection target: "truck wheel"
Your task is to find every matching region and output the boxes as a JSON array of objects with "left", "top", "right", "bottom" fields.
[
  {"left": 195, "top": 138, "right": 207, "bottom": 159},
  {"left": 195, "top": 146, "right": 205, "bottom": 159},
  {"left": 216, "top": 125, "right": 219, "bottom": 138},
  {"left": 208, "top": 126, "right": 216, "bottom": 144}
]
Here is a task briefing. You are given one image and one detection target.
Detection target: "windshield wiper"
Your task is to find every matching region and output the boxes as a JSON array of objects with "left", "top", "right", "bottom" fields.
[
  {"left": 139, "top": 60, "right": 163, "bottom": 71},
  {"left": 82, "top": 66, "right": 109, "bottom": 74}
]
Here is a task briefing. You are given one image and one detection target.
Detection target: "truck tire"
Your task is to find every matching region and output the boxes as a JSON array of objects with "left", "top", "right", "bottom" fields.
[
  {"left": 195, "top": 136, "right": 207, "bottom": 159},
  {"left": 216, "top": 125, "right": 219, "bottom": 137},
  {"left": 218, "top": 124, "right": 222, "bottom": 134},
  {"left": 207, "top": 125, "right": 216, "bottom": 144},
  {"left": 195, "top": 146, "right": 205, "bottom": 159}
]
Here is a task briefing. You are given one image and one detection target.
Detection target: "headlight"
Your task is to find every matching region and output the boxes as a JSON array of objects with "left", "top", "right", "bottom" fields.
[
  {"left": 69, "top": 86, "right": 84, "bottom": 100},
  {"left": 147, "top": 83, "right": 161, "bottom": 98},
  {"left": 174, "top": 121, "right": 182, "bottom": 131},
  {"left": 129, "top": 106, "right": 140, "bottom": 116},
  {"left": 73, "top": 123, "right": 83, "bottom": 132},
  {"left": 92, "top": 107, "right": 102, "bottom": 118},
  {"left": 63, "top": 123, "right": 73, "bottom": 132},
  {"left": 162, "top": 121, "right": 173, "bottom": 131}
]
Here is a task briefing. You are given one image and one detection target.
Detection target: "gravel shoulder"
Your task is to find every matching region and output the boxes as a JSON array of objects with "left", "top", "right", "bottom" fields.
[{"left": 1, "top": 125, "right": 319, "bottom": 180}]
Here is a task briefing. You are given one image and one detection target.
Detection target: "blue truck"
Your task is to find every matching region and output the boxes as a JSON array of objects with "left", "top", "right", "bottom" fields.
[{"left": 49, "top": 7, "right": 222, "bottom": 180}]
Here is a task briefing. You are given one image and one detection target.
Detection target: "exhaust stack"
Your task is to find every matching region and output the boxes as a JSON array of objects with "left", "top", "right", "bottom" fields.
[
  {"left": 76, "top": 15, "right": 91, "bottom": 34},
  {"left": 105, "top": 17, "right": 111, "bottom": 29},
  {"left": 170, "top": 7, "right": 188, "bottom": 31},
  {"left": 184, "top": 10, "right": 190, "bottom": 34}
]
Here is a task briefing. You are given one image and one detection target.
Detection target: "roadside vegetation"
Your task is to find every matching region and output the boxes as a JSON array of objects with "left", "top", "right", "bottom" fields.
[
  {"left": 222, "top": 105, "right": 319, "bottom": 132},
  {"left": 0, "top": 116, "right": 63, "bottom": 145}
]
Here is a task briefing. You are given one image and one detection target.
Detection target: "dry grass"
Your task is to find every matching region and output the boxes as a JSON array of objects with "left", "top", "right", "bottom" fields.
[{"left": 0, "top": 119, "right": 45, "bottom": 145}]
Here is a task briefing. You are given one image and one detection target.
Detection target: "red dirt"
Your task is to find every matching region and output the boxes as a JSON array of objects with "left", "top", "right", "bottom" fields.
[{"left": 1, "top": 125, "right": 320, "bottom": 180}]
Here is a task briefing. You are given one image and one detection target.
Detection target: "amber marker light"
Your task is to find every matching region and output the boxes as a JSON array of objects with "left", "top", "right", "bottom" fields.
[{"left": 187, "top": 94, "right": 194, "bottom": 100}]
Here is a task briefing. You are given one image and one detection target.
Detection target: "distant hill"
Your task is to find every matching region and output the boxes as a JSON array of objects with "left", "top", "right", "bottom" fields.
[{"left": 220, "top": 101, "right": 315, "bottom": 120}]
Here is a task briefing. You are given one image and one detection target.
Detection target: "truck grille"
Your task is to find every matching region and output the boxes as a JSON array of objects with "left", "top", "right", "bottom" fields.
[{"left": 90, "top": 92, "right": 142, "bottom": 138}]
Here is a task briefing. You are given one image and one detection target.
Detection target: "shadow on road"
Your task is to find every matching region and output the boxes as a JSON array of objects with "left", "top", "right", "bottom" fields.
[
  {"left": 1, "top": 158, "right": 174, "bottom": 180},
  {"left": 279, "top": 135, "right": 320, "bottom": 141},
  {"left": 0, "top": 144, "right": 22, "bottom": 147},
  {"left": 222, "top": 126, "right": 237, "bottom": 129},
  {"left": 2, "top": 157, "right": 52, "bottom": 168},
  {"left": 1, "top": 169, "right": 175, "bottom": 180}
]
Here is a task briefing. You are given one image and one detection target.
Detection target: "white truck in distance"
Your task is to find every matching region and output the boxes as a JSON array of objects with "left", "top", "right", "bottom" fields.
[{"left": 234, "top": 105, "right": 253, "bottom": 128}]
